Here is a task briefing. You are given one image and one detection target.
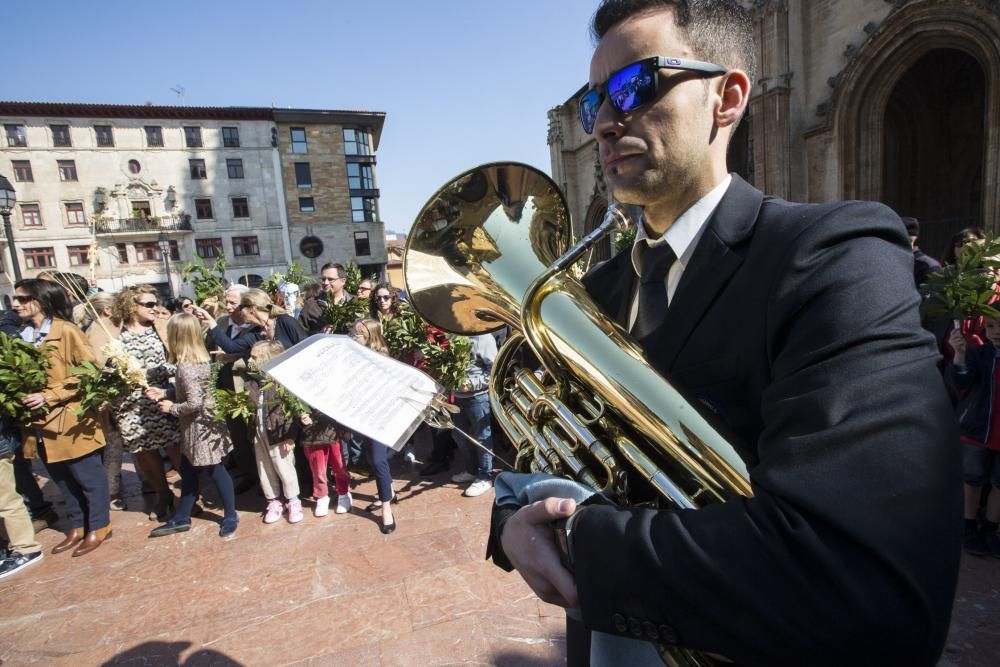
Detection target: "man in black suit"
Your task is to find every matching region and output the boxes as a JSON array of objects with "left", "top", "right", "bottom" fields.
[{"left": 494, "top": 1, "right": 960, "bottom": 665}]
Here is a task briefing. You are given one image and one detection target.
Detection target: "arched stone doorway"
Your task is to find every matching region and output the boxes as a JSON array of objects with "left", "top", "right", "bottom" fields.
[
  {"left": 833, "top": 0, "right": 1000, "bottom": 247},
  {"left": 882, "top": 48, "right": 985, "bottom": 259}
]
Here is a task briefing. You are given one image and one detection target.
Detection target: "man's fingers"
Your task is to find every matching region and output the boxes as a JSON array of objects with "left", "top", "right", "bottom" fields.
[{"left": 518, "top": 497, "right": 577, "bottom": 525}]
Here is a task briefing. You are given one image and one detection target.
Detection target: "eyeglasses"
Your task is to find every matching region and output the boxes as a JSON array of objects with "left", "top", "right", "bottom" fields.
[
  {"left": 376, "top": 295, "right": 393, "bottom": 302},
  {"left": 13, "top": 295, "right": 34, "bottom": 304},
  {"left": 138, "top": 301, "right": 159, "bottom": 309},
  {"left": 578, "top": 56, "right": 727, "bottom": 134},
  {"left": 321, "top": 276, "right": 344, "bottom": 283}
]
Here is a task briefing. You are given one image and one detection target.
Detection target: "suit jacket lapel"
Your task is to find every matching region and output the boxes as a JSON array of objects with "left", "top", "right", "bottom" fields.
[{"left": 647, "top": 176, "right": 764, "bottom": 373}]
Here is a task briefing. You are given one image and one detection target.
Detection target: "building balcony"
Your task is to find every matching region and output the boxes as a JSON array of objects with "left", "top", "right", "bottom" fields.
[{"left": 94, "top": 216, "right": 193, "bottom": 236}]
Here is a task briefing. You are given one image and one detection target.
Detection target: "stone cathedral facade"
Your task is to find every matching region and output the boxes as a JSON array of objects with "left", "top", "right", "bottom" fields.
[{"left": 548, "top": 0, "right": 1000, "bottom": 262}]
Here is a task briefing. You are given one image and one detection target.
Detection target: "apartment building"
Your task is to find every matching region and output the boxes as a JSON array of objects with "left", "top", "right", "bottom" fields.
[{"left": 273, "top": 109, "right": 387, "bottom": 279}]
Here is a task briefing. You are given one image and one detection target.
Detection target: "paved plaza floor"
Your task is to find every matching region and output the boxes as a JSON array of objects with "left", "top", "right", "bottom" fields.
[{"left": 1, "top": 456, "right": 998, "bottom": 666}]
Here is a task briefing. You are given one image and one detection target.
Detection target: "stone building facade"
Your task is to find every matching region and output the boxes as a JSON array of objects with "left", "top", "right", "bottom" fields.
[
  {"left": 274, "top": 109, "right": 387, "bottom": 279},
  {"left": 0, "top": 102, "right": 290, "bottom": 298},
  {"left": 548, "top": 0, "right": 1000, "bottom": 262}
]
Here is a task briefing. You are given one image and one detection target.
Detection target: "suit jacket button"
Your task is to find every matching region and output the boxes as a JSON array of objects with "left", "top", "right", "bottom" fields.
[
  {"left": 612, "top": 613, "right": 627, "bottom": 633},
  {"left": 628, "top": 617, "right": 643, "bottom": 637},
  {"left": 642, "top": 622, "right": 659, "bottom": 641},
  {"left": 658, "top": 624, "right": 678, "bottom": 645}
]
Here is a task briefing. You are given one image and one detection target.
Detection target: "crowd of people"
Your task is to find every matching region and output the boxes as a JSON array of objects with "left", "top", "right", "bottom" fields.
[
  {"left": 910, "top": 221, "right": 1000, "bottom": 559},
  {"left": 0, "top": 261, "right": 499, "bottom": 580}
]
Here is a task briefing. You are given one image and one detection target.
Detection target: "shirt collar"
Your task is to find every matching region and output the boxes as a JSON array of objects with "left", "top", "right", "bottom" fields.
[
  {"left": 20, "top": 319, "right": 52, "bottom": 346},
  {"left": 630, "top": 174, "right": 732, "bottom": 276}
]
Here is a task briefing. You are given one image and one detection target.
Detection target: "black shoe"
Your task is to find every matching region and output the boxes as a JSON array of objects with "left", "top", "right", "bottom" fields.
[
  {"left": 148, "top": 519, "right": 191, "bottom": 538},
  {"left": 419, "top": 461, "right": 448, "bottom": 477},
  {"left": 964, "top": 522, "right": 988, "bottom": 556},
  {"left": 109, "top": 497, "right": 127, "bottom": 512},
  {"left": 219, "top": 517, "right": 239, "bottom": 539},
  {"left": 0, "top": 551, "right": 43, "bottom": 579},
  {"left": 380, "top": 519, "right": 397, "bottom": 535},
  {"left": 364, "top": 495, "right": 398, "bottom": 513}
]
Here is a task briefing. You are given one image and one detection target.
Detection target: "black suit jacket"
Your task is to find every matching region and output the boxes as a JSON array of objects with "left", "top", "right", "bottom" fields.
[{"left": 574, "top": 176, "right": 961, "bottom": 666}]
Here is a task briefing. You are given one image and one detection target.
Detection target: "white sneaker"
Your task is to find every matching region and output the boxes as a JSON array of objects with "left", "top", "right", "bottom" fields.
[
  {"left": 451, "top": 471, "right": 476, "bottom": 484},
  {"left": 314, "top": 496, "right": 330, "bottom": 517},
  {"left": 463, "top": 479, "right": 493, "bottom": 497},
  {"left": 335, "top": 492, "right": 352, "bottom": 514}
]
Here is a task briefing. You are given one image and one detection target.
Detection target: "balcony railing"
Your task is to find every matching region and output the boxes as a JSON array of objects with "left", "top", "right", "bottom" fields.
[{"left": 94, "top": 216, "right": 193, "bottom": 235}]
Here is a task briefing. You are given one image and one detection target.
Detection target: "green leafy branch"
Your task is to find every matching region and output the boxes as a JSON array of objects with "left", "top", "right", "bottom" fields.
[
  {"left": 0, "top": 336, "right": 52, "bottom": 423},
  {"left": 322, "top": 297, "right": 368, "bottom": 334},
  {"left": 382, "top": 303, "right": 471, "bottom": 390},
  {"left": 213, "top": 388, "right": 255, "bottom": 422},
  {"left": 921, "top": 235, "right": 1000, "bottom": 320},
  {"left": 260, "top": 262, "right": 310, "bottom": 296},
  {"left": 181, "top": 255, "right": 228, "bottom": 303},
  {"left": 71, "top": 360, "right": 131, "bottom": 417}
]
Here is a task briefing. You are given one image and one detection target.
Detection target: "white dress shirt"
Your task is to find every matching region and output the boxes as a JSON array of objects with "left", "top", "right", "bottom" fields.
[{"left": 628, "top": 175, "right": 732, "bottom": 331}]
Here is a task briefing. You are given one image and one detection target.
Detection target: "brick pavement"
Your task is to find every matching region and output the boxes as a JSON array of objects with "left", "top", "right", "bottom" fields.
[{"left": 1, "top": 458, "right": 998, "bottom": 666}]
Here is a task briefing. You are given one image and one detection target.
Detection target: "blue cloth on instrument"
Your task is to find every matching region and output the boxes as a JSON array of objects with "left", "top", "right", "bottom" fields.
[{"left": 493, "top": 471, "right": 596, "bottom": 507}]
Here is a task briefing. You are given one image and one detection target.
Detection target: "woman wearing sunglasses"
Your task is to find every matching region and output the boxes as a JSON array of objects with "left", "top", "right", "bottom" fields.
[
  {"left": 368, "top": 283, "right": 403, "bottom": 322},
  {"left": 109, "top": 285, "right": 181, "bottom": 522},
  {"left": 12, "top": 279, "right": 111, "bottom": 557}
]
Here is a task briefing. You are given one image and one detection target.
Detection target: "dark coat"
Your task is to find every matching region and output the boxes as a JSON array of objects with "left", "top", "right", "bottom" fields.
[
  {"left": 948, "top": 342, "right": 998, "bottom": 444},
  {"left": 209, "top": 315, "right": 306, "bottom": 355},
  {"left": 246, "top": 378, "right": 299, "bottom": 444},
  {"left": 572, "top": 176, "right": 960, "bottom": 666}
]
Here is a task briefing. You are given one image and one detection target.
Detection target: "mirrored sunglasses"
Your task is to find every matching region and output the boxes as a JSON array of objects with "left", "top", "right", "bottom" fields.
[{"left": 578, "top": 56, "right": 727, "bottom": 134}]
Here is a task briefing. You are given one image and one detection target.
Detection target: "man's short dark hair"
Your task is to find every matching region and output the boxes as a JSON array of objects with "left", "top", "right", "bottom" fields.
[
  {"left": 319, "top": 262, "right": 346, "bottom": 280},
  {"left": 591, "top": 0, "right": 757, "bottom": 84},
  {"left": 14, "top": 278, "right": 73, "bottom": 321}
]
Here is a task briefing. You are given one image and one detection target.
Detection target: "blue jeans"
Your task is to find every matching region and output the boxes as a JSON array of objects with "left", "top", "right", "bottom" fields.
[{"left": 452, "top": 393, "right": 493, "bottom": 481}]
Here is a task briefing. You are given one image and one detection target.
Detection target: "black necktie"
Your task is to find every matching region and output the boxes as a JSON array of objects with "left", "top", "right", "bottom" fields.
[{"left": 632, "top": 244, "right": 676, "bottom": 340}]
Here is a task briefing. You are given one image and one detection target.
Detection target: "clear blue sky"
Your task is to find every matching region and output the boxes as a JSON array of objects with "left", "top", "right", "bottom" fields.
[{"left": 7, "top": 0, "right": 599, "bottom": 235}]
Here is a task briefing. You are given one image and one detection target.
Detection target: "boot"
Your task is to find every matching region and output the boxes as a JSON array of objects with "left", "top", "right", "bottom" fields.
[
  {"left": 72, "top": 525, "right": 112, "bottom": 558},
  {"left": 52, "top": 528, "right": 84, "bottom": 555}
]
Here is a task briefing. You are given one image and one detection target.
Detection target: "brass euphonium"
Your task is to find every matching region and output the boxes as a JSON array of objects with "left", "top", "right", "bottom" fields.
[{"left": 404, "top": 163, "right": 751, "bottom": 664}]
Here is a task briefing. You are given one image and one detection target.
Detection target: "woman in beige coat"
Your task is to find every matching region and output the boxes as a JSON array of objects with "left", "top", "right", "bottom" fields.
[{"left": 13, "top": 279, "right": 110, "bottom": 557}]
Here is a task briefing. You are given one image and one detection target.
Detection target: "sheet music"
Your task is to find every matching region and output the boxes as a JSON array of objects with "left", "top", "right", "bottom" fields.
[{"left": 259, "top": 334, "right": 440, "bottom": 450}]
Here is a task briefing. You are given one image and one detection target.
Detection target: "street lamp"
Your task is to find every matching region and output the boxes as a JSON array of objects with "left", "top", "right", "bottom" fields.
[
  {"left": 0, "top": 175, "right": 21, "bottom": 283},
  {"left": 158, "top": 230, "right": 174, "bottom": 300}
]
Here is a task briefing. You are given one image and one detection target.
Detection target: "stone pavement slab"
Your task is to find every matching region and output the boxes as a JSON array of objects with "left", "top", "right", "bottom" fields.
[{"left": 1, "top": 457, "right": 998, "bottom": 666}]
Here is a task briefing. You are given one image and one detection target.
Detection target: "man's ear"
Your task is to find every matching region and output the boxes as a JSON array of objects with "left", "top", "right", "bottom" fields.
[{"left": 715, "top": 69, "right": 751, "bottom": 130}]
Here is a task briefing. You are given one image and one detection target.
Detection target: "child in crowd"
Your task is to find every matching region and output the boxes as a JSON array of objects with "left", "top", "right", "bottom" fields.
[
  {"left": 949, "top": 318, "right": 1000, "bottom": 557},
  {"left": 147, "top": 313, "right": 238, "bottom": 539},
  {"left": 247, "top": 340, "right": 303, "bottom": 524},
  {"left": 349, "top": 318, "right": 398, "bottom": 534},
  {"left": 300, "top": 409, "right": 352, "bottom": 517}
]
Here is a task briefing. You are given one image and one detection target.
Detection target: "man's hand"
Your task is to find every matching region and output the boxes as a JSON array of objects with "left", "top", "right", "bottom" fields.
[
  {"left": 949, "top": 328, "right": 968, "bottom": 366},
  {"left": 157, "top": 399, "right": 174, "bottom": 414},
  {"left": 501, "top": 497, "right": 579, "bottom": 608}
]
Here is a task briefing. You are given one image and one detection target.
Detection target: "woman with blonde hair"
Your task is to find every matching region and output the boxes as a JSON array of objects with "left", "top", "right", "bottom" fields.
[
  {"left": 146, "top": 313, "right": 238, "bottom": 538},
  {"left": 198, "top": 288, "right": 307, "bottom": 353},
  {"left": 110, "top": 285, "right": 181, "bottom": 521}
]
